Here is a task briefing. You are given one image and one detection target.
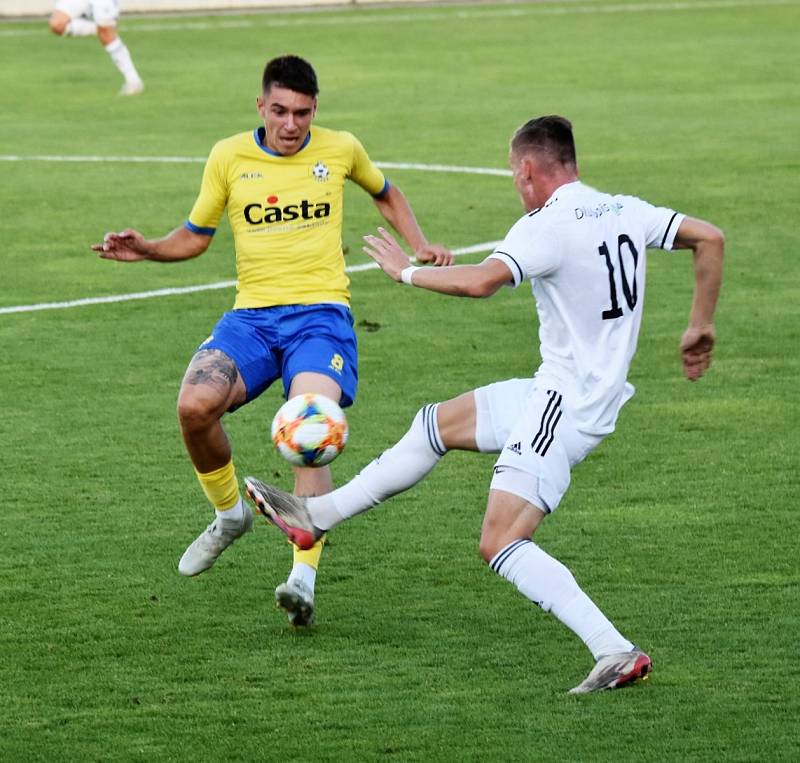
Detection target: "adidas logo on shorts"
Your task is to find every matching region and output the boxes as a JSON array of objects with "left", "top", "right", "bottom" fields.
[{"left": 507, "top": 441, "right": 522, "bottom": 455}]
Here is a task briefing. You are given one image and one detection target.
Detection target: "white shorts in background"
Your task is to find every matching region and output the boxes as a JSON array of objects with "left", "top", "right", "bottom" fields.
[
  {"left": 474, "top": 379, "right": 603, "bottom": 514},
  {"left": 55, "top": 0, "right": 120, "bottom": 25}
]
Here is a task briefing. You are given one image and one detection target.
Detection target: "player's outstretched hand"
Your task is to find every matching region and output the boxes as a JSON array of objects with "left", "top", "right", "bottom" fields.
[
  {"left": 680, "top": 324, "right": 715, "bottom": 381},
  {"left": 92, "top": 229, "right": 149, "bottom": 261},
  {"left": 415, "top": 243, "right": 453, "bottom": 267},
  {"left": 363, "top": 227, "right": 412, "bottom": 282}
]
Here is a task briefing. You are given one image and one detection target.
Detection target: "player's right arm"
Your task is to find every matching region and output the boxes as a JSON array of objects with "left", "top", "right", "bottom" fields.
[
  {"left": 93, "top": 225, "right": 211, "bottom": 262},
  {"left": 672, "top": 216, "right": 725, "bottom": 381},
  {"left": 363, "top": 227, "right": 512, "bottom": 297},
  {"left": 94, "top": 140, "right": 227, "bottom": 263}
]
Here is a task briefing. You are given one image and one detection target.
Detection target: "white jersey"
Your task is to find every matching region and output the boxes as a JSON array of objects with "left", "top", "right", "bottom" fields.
[{"left": 488, "top": 180, "right": 684, "bottom": 436}]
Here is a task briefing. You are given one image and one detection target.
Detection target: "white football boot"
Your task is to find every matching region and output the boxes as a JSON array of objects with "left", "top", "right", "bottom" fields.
[
  {"left": 178, "top": 507, "right": 253, "bottom": 576},
  {"left": 275, "top": 578, "right": 316, "bottom": 627},
  {"left": 119, "top": 79, "right": 144, "bottom": 96}
]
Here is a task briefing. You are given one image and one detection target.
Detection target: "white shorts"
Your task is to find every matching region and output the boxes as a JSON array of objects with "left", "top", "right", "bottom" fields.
[
  {"left": 55, "top": 0, "right": 119, "bottom": 25},
  {"left": 474, "top": 379, "right": 603, "bottom": 514}
]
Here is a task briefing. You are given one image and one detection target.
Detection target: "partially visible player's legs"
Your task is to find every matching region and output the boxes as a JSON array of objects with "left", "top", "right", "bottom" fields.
[
  {"left": 480, "top": 384, "right": 649, "bottom": 692},
  {"left": 301, "top": 390, "right": 476, "bottom": 532},
  {"left": 272, "top": 459, "right": 329, "bottom": 627},
  {"left": 480, "top": 490, "right": 635, "bottom": 658},
  {"left": 245, "top": 392, "right": 463, "bottom": 621},
  {"left": 49, "top": 9, "right": 96, "bottom": 36},
  {"left": 96, "top": 23, "right": 144, "bottom": 96},
  {"left": 246, "top": 390, "right": 479, "bottom": 544},
  {"left": 481, "top": 490, "right": 650, "bottom": 693},
  {"left": 246, "top": 380, "right": 525, "bottom": 537},
  {"left": 177, "top": 349, "right": 253, "bottom": 576},
  {"left": 272, "top": 372, "right": 341, "bottom": 626},
  {"left": 49, "top": 2, "right": 143, "bottom": 94}
]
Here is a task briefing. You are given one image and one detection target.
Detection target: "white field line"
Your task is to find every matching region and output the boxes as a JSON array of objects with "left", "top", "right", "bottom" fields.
[
  {"left": 378, "top": 161, "right": 511, "bottom": 177},
  {"left": 0, "top": 154, "right": 513, "bottom": 176},
  {"left": 0, "top": 0, "right": 794, "bottom": 36},
  {"left": 0, "top": 241, "right": 502, "bottom": 315},
  {"left": 0, "top": 154, "right": 206, "bottom": 164}
]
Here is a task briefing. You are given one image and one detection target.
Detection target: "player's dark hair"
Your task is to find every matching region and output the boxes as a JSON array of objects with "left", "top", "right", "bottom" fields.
[
  {"left": 511, "top": 116, "right": 577, "bottom": 168},
  {"left": 262, "top": 55, "right": 319, "bottom": 97}
]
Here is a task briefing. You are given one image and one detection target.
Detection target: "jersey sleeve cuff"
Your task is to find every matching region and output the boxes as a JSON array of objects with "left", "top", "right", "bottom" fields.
[
  {"left": 372, "top": 179, "right": 391, "bottom": 199},
  {"left": 184, "top": 220, "right": 216, "bottom": 236},
  {"left": 487, "top": 251, "right": 524, "bottom": 287},
  {"left": 660, "top": 212, "right": 686, "bottom": 250}
]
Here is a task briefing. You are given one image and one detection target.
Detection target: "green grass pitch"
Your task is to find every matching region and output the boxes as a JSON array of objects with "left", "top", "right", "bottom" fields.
[{"left": 1, "top": 1, "right": 799, "bottom": 760}]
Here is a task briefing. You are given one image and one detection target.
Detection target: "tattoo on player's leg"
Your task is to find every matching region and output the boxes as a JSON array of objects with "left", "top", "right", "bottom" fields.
[{"left": 185, "top": 349, "right": 239, "bottom": 392}]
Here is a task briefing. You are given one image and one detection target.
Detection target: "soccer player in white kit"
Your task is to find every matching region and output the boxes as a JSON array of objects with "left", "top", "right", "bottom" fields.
[
  {"left": 49, "top": 1, "right": 144, "bottom": 96},
  {"left": 245, "top": 116, "right": 724, "bottom": 693}
]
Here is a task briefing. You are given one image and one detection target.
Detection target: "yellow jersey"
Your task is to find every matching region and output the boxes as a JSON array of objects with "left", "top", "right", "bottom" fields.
[{"left": 186, "top": 125, "right": 388, "bottom": 309}]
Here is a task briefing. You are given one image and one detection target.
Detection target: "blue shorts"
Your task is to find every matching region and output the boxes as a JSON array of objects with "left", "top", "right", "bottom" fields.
[{"left": 197, "top": 304, "right": 358, "bottom": 408}]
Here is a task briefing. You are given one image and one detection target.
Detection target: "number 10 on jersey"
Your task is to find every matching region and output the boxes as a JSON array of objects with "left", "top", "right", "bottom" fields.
[{"left": 598, "top": 234, "right": 639, "bottom": 320}]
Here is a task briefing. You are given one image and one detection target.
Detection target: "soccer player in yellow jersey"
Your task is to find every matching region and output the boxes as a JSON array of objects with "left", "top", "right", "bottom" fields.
[{"left": 94, "top": 55, "right": 452, "bottom": 626}]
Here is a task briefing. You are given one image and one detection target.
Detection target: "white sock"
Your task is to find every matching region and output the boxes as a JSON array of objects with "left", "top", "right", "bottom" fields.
[
  {"left": 65, "top": 18, "right": 97, "bottom": 36},
  {"left": 307, "top": 404, "right": 446, "bottom": 530},
  {"left": 490, "top": 539, "right": 634, "bottom": 660},
  {"left": 104, "top": 37, "right": 142, "bottom": 84},
  {"left": 215, "top": 497, "right": 244, "bottom": 523},
  {"left": 288, "top": 562, "right": 317, "bottom": 592}
]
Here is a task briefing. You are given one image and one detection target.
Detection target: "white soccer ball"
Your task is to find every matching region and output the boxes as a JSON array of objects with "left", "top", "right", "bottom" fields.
[{"left": 271, "top": 393, "right": 348, "bottom": 468}]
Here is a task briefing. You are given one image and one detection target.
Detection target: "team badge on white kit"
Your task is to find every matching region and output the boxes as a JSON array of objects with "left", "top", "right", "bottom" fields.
[{"left": 311, "top": 161, "right": 330, "bottom": 181}]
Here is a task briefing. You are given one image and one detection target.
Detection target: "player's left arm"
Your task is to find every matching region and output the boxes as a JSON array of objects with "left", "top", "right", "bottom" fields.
[
  {"left": 348, "top": 132, "right": 451, "bottom": 265},
  {"left": 363, "top": 227, "right": 511, "bottom": 297},
  {"left": 372, "top": 184, "right": 453, "bottom": 266},
  {"left": 671, "top": 216, "right": 725, "bottom": 381}
]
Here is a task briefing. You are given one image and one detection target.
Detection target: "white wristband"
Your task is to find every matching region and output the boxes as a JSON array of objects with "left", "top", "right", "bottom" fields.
[{"left": 400, "top": 266, "right": 419, "bottom": 286}]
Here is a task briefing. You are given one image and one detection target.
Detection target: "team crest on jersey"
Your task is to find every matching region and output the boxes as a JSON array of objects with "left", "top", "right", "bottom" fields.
[
  {"left": 329, "top": 353, "right": 344, "bottom": 374},
  {"left": 311, "top": 161, "right": 330, "bottom": 182}
]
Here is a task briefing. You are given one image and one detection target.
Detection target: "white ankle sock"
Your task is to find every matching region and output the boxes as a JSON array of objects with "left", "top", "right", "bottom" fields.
[
  {"left": 307, "top": 404, "right": 446, "bottom": 530},
  {"left": 65, "top": 18, "right": 97, "bottom": 36},
  {"left": 490, "top": 539, "right": 634, "bottom": 660},
  {"left": 215, "top": 497, "right": 244, "bottom": 522},
  {"left": 104, "top": 37, "right": 142, "bottom": 84},
  {"left": 288, "top": 563, "right": 317, "bottom": 591}
]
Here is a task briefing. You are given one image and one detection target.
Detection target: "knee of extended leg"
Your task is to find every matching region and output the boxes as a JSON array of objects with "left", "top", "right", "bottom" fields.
[
  {"left": 177, "top": 391, "right": 221, "bottom": 430},
  {"left": 478, "top": 534, "right": 501, "bottom": 565},
  {"left": 411, "top": 402, "right": 448, "bottom": 456},
  {"left": 97, "top": 25, "right": 118, "bottom": 45}
]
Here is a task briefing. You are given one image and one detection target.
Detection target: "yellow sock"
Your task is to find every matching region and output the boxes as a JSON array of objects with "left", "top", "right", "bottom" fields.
[
  {"left": 195, "top": 460, "right": 240, "bottom": 511},
  {"left": 292, "top": 534, "right": 326, "bottom": 569}
]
